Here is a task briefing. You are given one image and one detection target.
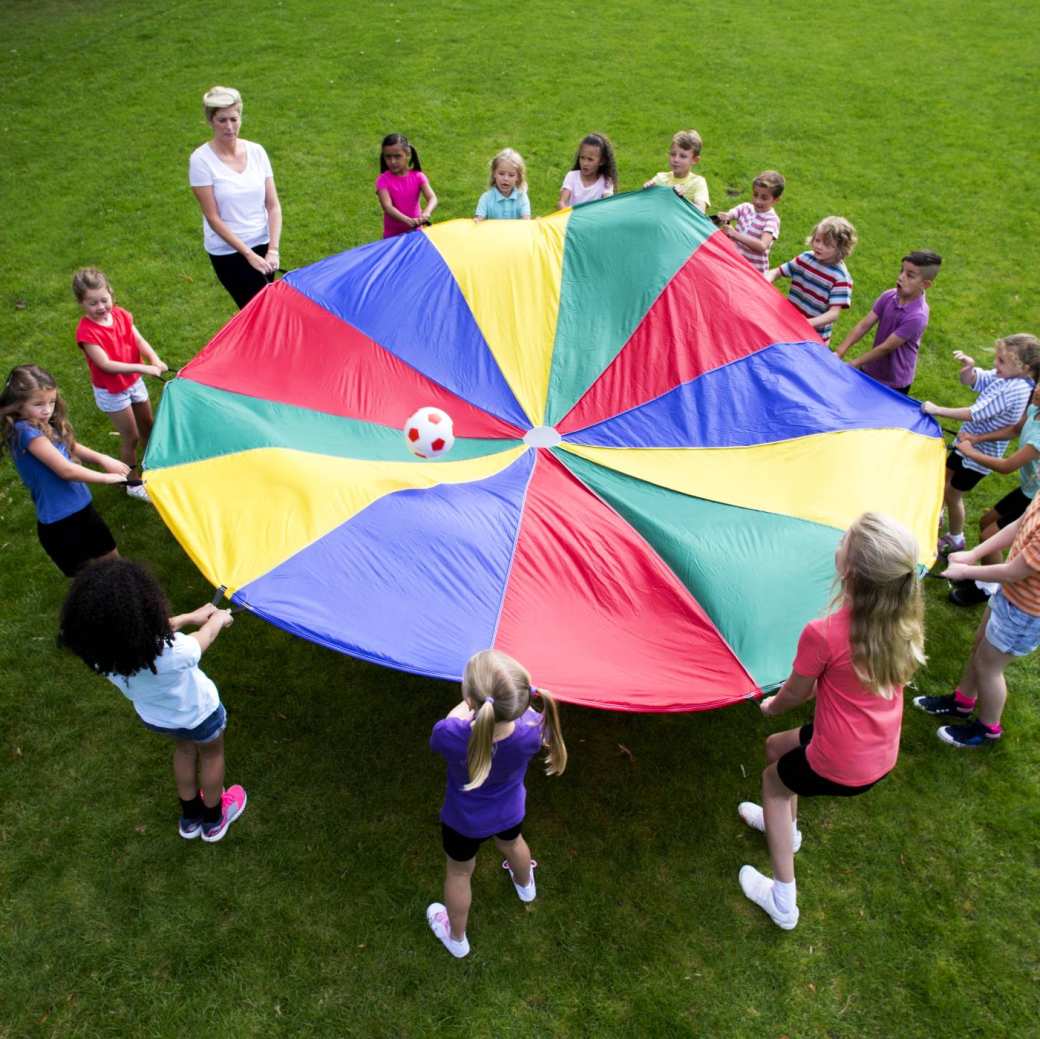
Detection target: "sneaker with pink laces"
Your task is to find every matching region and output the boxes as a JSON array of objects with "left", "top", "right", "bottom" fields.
[
  {"left": 201, "top": 785, "right": 247, "bottom": 843},
  {"left": 426, "top": 903, "right": 470, "bottom": 958}
]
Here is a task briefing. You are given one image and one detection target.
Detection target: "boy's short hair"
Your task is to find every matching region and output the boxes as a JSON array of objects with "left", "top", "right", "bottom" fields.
[
  {"left": 807, "top": 216, "right": 858, "bottom": 262},
  {"left": 902, "top": 250, "right": 942, "bottom": 281},
  {"left": 672, "top": 129, "right": 703, "bottom": 157},
  {"left": 753, "top": 170, "right": 785, "bottom": 198}
]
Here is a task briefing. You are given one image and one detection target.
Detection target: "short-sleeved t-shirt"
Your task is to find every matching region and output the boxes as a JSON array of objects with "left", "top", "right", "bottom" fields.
[
  {"left": 375, "top": 169, "right": 430, "bottom": 238},
  {"left": 777, "top": 252, "right": 853, "bottom": 345},
  {"left": 188, "top": 140, "right": 274, "bottom": 255},
  {"left": 859, "top": 289, "right": 930, "bottom": 389},
  {"left": 1018, "top": 404, "right": 1040, "bottom": 500},
  {"left": 475, "top": 187, "right": 531, "bottom": 220},
  {"left": 106, "top": 632, "right": 220, "bottom": 730},
  {"left": 430, "top": 707, "right": 544, "bottom": 836},
  {"left": 1002, "top": 492, "right": 1040, "bottom": 617},
  {"left": 75, "top": 306, "right": 140, "bottom": 393},
  {"left": 793, "top": 606, "right": 903, "bottom": 787},
  {"left": 727, "top": 202, "right": 780, "bottom": 273},
  {"left": 651, "top": 171, "right": 710, "bottom": 210},
  {"left": 560, "top": 170, "right": 613, "bottom": 206},
  {"left": 11, "top": 421, "right": 91, "bottom": 523},
  {"left": 957, "top": 370, "right": 1035, "bottom": 474}
]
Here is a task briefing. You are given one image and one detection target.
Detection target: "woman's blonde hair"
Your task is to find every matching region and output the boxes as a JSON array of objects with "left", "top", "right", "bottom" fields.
[
  {"left": 488, "top": 148, "right": 527, "bottom": 191},
  {"left": 840, "top": 512, "right": 925, "bottom": 697},
  {"left": 461, "top": 649, "right": 566, "bottom": 791},
  {"left": 203, "top": 85, "right": 242, "bottom": 121}
]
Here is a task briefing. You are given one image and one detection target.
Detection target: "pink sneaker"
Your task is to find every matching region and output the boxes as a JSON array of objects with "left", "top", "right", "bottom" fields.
[{"left": 201, "top": 785, "right": 247, "bottom": 843}]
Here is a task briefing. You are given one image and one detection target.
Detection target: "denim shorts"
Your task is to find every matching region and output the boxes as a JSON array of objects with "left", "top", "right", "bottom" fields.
[
  {"left": 986, "top": 590, "right": 1040, "bottom": 657},
  {"left": 140, "top": 703, "right": 227, "bottom": 743},
  {"left": 93, "top": 376, "right": 149, "bottom": 413}
]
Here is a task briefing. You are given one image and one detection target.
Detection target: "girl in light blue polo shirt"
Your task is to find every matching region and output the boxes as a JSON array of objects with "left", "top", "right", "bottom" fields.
[{"left": 474, "top": 148, "right": 531, "bottom": 221}]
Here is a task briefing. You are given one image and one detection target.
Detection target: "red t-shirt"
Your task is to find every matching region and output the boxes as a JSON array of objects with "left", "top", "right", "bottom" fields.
[
  {"left": 793, "top": 605, "right": 903, "bottom": 786},
  {"left": 76, "top": 306, "right": 140, "bottom": 393}
]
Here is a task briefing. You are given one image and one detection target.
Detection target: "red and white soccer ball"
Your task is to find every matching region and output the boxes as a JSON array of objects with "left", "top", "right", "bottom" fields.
[{"left": 403, "top": 406, "right": 455, "bottom": 459}]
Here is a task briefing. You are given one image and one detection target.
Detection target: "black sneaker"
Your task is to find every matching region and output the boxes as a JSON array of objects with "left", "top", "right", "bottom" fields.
[
  {"left": 948, "top": 581, "right": 991, "bottom": 607},
  {"left": 937, "top": 720, "right": 1001, "bottom": 748},
  {"left": 912, "top": 693, "right": 974, "bottom": 717}
]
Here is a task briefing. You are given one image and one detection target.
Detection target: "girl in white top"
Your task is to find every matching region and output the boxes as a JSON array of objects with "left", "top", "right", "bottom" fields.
[
  {"left": 557, "top": 132, "right": 617, "bottom": 209},
  {"left": 59, "top": 559, "right": 247, "bottom": 843},
  {"left": 189, "top": 85, "right": 283, "bottom": 309}
]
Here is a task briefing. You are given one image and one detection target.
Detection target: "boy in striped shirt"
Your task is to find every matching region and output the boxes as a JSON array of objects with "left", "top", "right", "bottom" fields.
[
  {"left": 914, "top": 490, "right": 1040, "bottom": 747},
  {"left": 922, "top": 335, "right": 1039, "bottom": 555},
  {"left": 767, "top": 216, "right": 857, "bottom": 345},
  {"left": 717, "top": 171, "right": 784, "bottom": 275}
]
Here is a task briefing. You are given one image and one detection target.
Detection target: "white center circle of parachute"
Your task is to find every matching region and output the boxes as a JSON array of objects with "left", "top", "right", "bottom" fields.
[{"left": 523, "top": 425, "right": 562, "bottom": 448}]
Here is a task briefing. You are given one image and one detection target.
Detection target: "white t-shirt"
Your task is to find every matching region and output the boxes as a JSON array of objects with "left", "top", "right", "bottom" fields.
[
  {"left": 561, "top": 169, "right": 613, "bottom": 206},
  {"left": 107, "top": 633, "right": 220, "bottom": 730},
  {"left": 188, "top": 140, "right": 274, "bottom": 255}
]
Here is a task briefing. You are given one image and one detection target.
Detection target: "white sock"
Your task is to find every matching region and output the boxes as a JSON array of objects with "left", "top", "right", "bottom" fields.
[
  {"left": 949, "top": 532, "right": 965, "bottom": 546},
  {"left": 772, "top": 878, "right": 797, "bottom": 915}
]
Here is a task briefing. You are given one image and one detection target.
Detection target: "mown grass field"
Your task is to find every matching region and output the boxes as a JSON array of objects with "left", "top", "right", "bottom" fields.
[{"left": 1, "top": 1, "right": 1038, "bottom": 1036}]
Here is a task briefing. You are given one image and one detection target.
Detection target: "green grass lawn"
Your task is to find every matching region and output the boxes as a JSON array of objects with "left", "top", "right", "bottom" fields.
[{"left": 2, "top": 1, "right": 1039, "bottom": 1036}]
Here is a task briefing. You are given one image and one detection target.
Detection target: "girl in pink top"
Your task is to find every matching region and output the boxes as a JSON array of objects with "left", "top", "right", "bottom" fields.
[
  {"left": 375, "top": 133, "right": 438, "bottom": 239},
  {"left": 737, "top": 512, "right": 925, "bottom": 930}
]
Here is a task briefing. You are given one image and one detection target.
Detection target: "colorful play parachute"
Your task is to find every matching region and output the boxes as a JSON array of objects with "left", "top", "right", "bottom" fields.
[{"left": 145, "top": 189, "right": 943, "bottom": 712}]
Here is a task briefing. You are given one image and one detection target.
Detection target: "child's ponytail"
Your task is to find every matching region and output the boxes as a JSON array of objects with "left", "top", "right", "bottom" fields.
[
  {"left": 530, "top": 687, "right": 568, "bottom": 777},
  {"left": 464, "top": 698, "right": 498, "bottom": 791},
  {"left": 460, "top": 649, "right": 567, "bottom": 789}
]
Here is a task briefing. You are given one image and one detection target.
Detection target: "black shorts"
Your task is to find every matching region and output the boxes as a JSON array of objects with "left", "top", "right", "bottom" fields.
[
  {"left": 775, "top": 724, "right": 886, "bottom": 798},
  {"left": 37, "top": 503, "right": 116, "bottom": 577},
  {"left": 946, "top": 449, "right": 988, "bottom": 492},
  {"left": 991, "top": 487, "right": 1031, "bottom": 528},
  {"left": 441, "top": 820, "right": 523, "bottom": 862}
]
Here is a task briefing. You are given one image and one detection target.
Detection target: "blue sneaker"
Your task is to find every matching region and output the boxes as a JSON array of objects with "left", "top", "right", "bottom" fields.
[
  {"left": 937, "top": 720, "right": 1001, "bottom": 748},
  {"left": 178, "top": 816, "right": 203, "bottom": 839},
  {"left": 913, "top": 693, "right": 973, "bottom": 718}
]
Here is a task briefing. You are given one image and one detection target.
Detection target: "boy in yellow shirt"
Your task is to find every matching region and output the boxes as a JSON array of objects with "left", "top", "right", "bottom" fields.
[{"left": 643, "top": 129, "right": 709, "bottom": 212}]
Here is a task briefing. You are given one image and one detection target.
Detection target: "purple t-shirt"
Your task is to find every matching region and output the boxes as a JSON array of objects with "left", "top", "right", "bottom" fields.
[
  {"left": 859, "top": 289, "right": 930, "bottom": 389},
  {"left": 375, "top": 169, "right": 429, "bottom": 238},
  {"left": 430, "top": 707, "right": 544, "bottom": 837}
]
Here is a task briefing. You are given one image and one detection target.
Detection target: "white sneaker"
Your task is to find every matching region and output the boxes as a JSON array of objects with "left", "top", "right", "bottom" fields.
[
  {"left": 126, "top": 482, "right": 150, "bottom": 502},
  {"left": 502, "top": 859, "right": 537, "bottom": 902},
  {"left": 426, "top": 903, "right": 469, "bottom": 958},
  {"left": 738, "top": 865, "right": 799, "bottom": 930},
  {"left": 737, "top": 801, "right": 802, "bottom": 853}
]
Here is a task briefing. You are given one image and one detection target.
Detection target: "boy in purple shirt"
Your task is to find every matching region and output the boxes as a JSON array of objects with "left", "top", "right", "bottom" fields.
[{"left": 836, "top": 251, "right": 942, "bottom": 392}]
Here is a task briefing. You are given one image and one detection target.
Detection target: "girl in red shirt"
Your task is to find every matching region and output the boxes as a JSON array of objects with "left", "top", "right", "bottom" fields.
[
  {"left": 737, "top": 512, "right": 925, "bottom": 929},
  {"left": 73, "top": 267, "right": 167, "bottom": 499}
]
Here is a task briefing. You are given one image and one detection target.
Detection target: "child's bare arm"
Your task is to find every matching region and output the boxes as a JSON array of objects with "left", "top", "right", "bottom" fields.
[
  {"left": 765, "top": 267, "right": 782, "bottom": 284},
  {"left": 419, "top": 182, "right": 438, "bottom": 222},
  {"left": 30, "top": 436, "right": 127, "bottom": 483},
  {"left": 953, "top": 351, "right": 977, "bottom": 386},
  {"left": 759, "top": 670, "right": 815, "bottom": 716},
  {"left": 954, "top": 440, "right": 1039, "bottom": 475},
  {"left": 807, "top": 305, "right": 843, "bottom": 330},
  {"left": 133, "top": 327, "right": 167, "bottom": 372},
  {"left": 846, "top": 332, "right": 907, "bottom": 369},
  {"left": 723, "top": 226, "right": 773, "bottom": 254},
  {"left": 834, "top": 311, "right": 878, "bottom": 359},
  {"left": 176, "top": 607, "right": 234, "bottom": 654},
  {"left": 943, "top": 552, "right": 1035, "bottom": 586},
  {"left": 376, "top": 188, "right": 418, "bottom": 228},
  {"left": 80, "top": 341, "right": 162, "bottom": 378},
  {"left": 921, "top": 401, "right": 973, "bottom": 420}
]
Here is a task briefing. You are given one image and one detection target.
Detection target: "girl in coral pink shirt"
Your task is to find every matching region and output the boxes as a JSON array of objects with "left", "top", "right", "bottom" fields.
[{"left": 736, "top": 512, "right": 925, "bottom": 930}]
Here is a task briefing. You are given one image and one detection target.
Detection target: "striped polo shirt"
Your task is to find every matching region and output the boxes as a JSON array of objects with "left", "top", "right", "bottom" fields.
[
  {"left": 729, "top": 202, "right": 780, "bottom": 273},
  {"left": 956, "top": 370, "right": 1035, "bottom": 474},
  {"left": 777, "top": 251, "right": 853, "bottom": 344},
  {"left": 1003, "top": 492, "right": 1040, "bottom": 616}
]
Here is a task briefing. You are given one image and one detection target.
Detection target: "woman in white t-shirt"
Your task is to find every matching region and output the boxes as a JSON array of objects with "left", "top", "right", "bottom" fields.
[{"left": 189, "top": 85, "right": 283, "bottom": 308}]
